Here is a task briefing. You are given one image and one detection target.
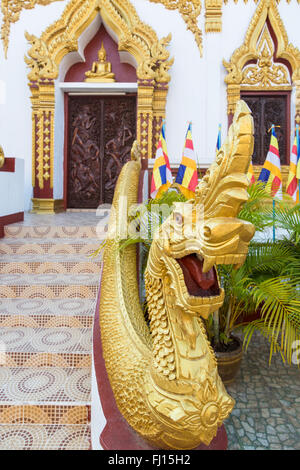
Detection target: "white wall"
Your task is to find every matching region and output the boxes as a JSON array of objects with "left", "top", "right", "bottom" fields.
[
  {"left": 0, "top": 2, "right": 69, "bottom": 210},
  {"left": 0, "top": 159, "right": 24, "bottom": 217},
  {"left": 0, "top": 0, "right": 300, "bottom": 210}
]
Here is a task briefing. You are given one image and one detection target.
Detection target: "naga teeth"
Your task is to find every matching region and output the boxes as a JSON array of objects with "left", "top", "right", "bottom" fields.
[
  {"left": 196, "top": 253, "right": 203, "bottom": 262},
  {"left": 202, "top": 256, "right": 215, "bottom": 273}
]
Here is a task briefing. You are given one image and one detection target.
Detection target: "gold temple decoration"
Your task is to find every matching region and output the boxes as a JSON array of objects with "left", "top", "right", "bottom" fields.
[
  {"left": 205, "top": 0, "right": 300, "bottom": 34},
  {"left": 241, "top": 26, "right": 291, "bottom": 89},
  {"left": 147, "top": 0, "right": 203, "bottom": 55},
  {"left": 0, "top": 145, "right": 5, "bottom": 169},
  {"left": 85, "top": 42, "right": 116, "bottom": 82},
  {"left": 205, "top": 0, "right": 222, "bottom": 32},
  {"left": 223, "top": 0, "right": 300, "bottom": 122},
  {"left": 100, "top": 100, "right": 255, "bottom": 449},
  {"left": 1, "top": 0, "right": 64, "bottom": 58},
  {"left": 24, "top": 0, "right": 173, "bottom": 211}
]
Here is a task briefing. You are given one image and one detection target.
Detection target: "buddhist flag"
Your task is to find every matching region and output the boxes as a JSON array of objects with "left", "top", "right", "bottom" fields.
[
  {"left": 286, "top": 127, "right": 300, "bottom": 201},
  {"left": 151, "top": 123, "right": 173, "bottom": 199},
  {"left": 247, "top": 160, "right": 255, "bottom": 186},
  {"left": 175, "top": 123, "right": 198, "bottom": 199},
  {"left": 258, "top": 125, "right": 282, "bottom": 198},
  {"left": 216, "top": 124, "right": 222, "bottom": 153}
]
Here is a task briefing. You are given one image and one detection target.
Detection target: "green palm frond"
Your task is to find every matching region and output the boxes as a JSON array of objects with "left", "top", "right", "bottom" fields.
[
  {"left": 245, "top": 242, "right": 297, "bottom": 279},
  {"left": 238, "top": 182, "right": 273, "bottom": 231},
  {"left": 267, "top": 202, "right": 300, "bottom": 243},
  {"left": 244, "top": 276, "right": 300, "bottom": 364}
]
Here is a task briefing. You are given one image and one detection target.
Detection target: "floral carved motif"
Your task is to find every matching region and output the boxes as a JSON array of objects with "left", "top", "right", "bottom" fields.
[
  {"left": 147, "top": 0, "right": 203, "bottom": 55},
  {"left": 223, "top": 0, "right": 300, "bottom": 118},
  {"left": 1, "top": 0, "right": 64, "bottom": 57}
]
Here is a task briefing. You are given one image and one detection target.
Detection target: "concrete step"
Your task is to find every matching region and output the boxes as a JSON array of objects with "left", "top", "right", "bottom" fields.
[
  {"left": 4, "top": 225, "right": 104, "bottom": 239},
  {"left": 0, "top": 239, "right": 102, "bottom": 256},
  {"left": 0, "top": 424, "right": 91, "bottom": 450},
  {"left": 0, "top": 327, "right": 92, "bottom": 353},
  {"left": 0, "top": 404, "right": 90, "bottom": 425},
  {"left": 0, "top": 367, "right": 91, "bottom": 404},
  {"left": 0, "top": 273, "right": 99, "bottom": 298},
  {"left": 0, "top": 259, "right": 102, "bottom": 275},
  {"left": 0, "top": 298, "right": 95, "bottom": 316}
]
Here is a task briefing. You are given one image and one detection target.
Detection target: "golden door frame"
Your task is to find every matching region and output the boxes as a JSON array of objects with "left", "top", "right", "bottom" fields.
[
  {"left": 24, "top": 0, "right": 173, "bottom": 213},
  {"left": 223, "top": 0, "right": 300, "bottom": 186}
]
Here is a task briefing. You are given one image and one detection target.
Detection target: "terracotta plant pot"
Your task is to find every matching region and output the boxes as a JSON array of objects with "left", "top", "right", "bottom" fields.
[{"left": 214, "top": 336, "right": 243, "bottom": 385}]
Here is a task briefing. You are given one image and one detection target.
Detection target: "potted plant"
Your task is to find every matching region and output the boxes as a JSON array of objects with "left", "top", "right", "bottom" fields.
[{"left": 205, "top": 193, "right": 300, "bottom": 384}]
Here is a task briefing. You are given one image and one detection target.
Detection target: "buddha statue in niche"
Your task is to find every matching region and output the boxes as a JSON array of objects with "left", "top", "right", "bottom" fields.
[{"left": 85, "top": 42, "right": 116, "bottom": 83}]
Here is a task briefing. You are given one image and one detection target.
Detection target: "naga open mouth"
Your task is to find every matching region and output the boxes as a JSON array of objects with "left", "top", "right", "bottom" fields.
[{"left": 176, "top": 254, "right": 220, "bottom": 298}]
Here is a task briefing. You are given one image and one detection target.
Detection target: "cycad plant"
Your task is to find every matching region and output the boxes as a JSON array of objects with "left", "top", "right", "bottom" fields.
[{"left": 206, "top": 241, "right": 300, "bottom": 365}]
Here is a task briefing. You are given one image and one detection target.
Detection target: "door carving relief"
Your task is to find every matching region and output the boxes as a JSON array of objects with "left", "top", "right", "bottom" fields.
[
  {"left": 67, "top": 95, "right": 136, "bottom": 208},
  {"left": 241, "top": 93, "right": 290, "bottom": 165}
]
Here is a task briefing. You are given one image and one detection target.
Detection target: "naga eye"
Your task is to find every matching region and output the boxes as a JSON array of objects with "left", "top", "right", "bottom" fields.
[{"left": 174, "top": 213, "right": 183, "bottom": 225}]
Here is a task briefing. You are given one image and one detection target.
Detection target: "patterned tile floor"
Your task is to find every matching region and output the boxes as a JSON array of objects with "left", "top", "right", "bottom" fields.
[
  {"left": 0, "top": 213, "right": 102, "bottom": 450},
  {"left": 225, "top": 333, "right": 300, "bottom": 450},
  {"left": 9, "top": 211, "right": 105, "bottom": 226}
]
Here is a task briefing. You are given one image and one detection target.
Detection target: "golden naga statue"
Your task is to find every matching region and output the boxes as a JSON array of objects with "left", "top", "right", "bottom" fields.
[
  {"left": 99, "top": 100, "right": 255, "bottom": 449},
  {"left": 85, "top": 42, "right": 116, "bottom": 83}
]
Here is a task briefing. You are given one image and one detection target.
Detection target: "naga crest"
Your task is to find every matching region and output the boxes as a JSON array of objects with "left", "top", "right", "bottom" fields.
[{"left": 99, "top": 100, "right": 255, "bottom": 450}]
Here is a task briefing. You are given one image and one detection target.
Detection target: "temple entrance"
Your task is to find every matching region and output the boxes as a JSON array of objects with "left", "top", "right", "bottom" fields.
[{"left": 67, "top": 94, "right": 137, "bottom": 209}]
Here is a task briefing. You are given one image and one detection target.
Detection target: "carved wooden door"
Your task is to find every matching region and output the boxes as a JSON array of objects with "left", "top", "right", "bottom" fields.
[
  {"left": 67, "top": 95, "right": 136, "bottom": 208},
  {"left": 241, "top": 93, "right": 290, "bottom": 165}
]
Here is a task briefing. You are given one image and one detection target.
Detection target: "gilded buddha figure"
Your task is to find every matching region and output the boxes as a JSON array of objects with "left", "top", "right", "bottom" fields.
[{"left": 85, "top": 42, "right": 116, "bottom": 83}]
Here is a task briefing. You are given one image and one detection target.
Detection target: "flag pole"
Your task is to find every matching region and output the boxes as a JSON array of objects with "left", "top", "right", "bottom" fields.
[{"left": 273, "top": 198, "right": 276, "bottom": 242}]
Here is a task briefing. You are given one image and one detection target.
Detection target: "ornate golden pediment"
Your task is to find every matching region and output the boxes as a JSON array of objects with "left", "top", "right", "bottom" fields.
[
  {"left": 24, "top": 0, "right": 173, "bottom": 83},
  {"left": 223, "top": 0, "right": 300, "bottom": 121}
]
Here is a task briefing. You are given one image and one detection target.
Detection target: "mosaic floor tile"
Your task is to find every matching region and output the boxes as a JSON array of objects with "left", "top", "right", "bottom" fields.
[
  {"left": 0, "top": 239, "right": 102, "bottom": 256},
  {"left": 0, "top": 327, "right": 92, "bottom": 353},
  {"left": 225, "top": 332, "right": 300, "bottom": 450},
  {"left": 0, "top": 367, "right": 91, "bottom": 403},
  {"left": 0, "top": 405, "right": 90, "bottom": 424},
  {"left": 0, "top": 260, "right": 102, "bottom": 275},
  {"left": 0, "top": 298, "right": 96, "bottom": 316},
  {"left": 0, "top": 424, "right": 91, "bottom": 450},
  {"left": 0, "top": 213, "right": 98, "bottom": 449},
  {"left": 0, "top": 273, "right": 100, "bottom": 285}
]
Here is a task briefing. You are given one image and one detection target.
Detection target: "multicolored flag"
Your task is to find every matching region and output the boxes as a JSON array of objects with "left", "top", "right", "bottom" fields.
[
  {"left": 216, "top": 124, "right": 222, "bottom": 153},
  {"left": 258, "top": 125, "right": 282, "bottom": 198},
  {"left": 247, "top": 160, "right": 255, "bottom": 186},
  {"left": 175, "top": 123, "right": 198, "bottom": 199},
  {"left": 286, "top": 127, "right": 300, "bottom": 201},
  {"left": 150, "top": 123, "right": 173, "bottom": 199}
]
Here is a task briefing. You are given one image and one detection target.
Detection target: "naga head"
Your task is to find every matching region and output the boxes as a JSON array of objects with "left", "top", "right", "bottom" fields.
[{"left": 147, "top": 100, "right": 255, "bottom": 320}]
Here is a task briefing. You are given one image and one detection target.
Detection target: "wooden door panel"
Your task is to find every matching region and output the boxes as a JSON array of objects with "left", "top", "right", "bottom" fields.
[
  {"left": 241, "top": 93, "right": 289, "bottom": 165},
  {"left": 103, "top": 96, "right": 136, "bottom": 204},
  {"left": 67, "top": 95, "right": 136, "bottom": 209},
  {"left": 68, "top": 98, "right": 102, "bottom": 209}
]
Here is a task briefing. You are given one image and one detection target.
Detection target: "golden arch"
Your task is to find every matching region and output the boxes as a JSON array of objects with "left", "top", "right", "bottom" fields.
[
  {"left": 223, "top": 0, "right": 300, "bottom": 190},
  {"left": 223, "top": 0, "right": 300, "bottom": 121},
  {"left": 25, "top": 0, "right": 173, "bottom": 212}
]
